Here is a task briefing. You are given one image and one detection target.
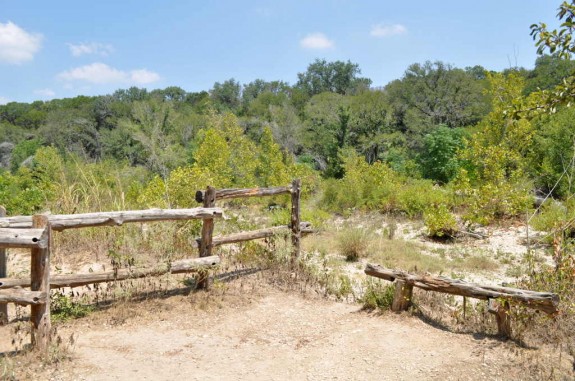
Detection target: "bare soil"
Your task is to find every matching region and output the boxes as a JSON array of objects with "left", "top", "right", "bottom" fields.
[{"left": 1, "top": 274, "right": 549, "bottom": 381}]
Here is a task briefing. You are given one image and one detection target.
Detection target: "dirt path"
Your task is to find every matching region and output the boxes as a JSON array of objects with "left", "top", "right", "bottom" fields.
[{"left": 36, "top": 287, "right": 525, "bottom": 381}]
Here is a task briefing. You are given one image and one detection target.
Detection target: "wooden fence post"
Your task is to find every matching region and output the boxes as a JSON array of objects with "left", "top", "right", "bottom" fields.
[
  {"left": 30, "top": 214, "right": 51, "bottom": 351},
  {"left": 198, "top": 186, "right": 216, "bottom": 289},
  {"left": 391, "top": 280, "right": 413, "bottom": 312},
  {"left": 488, "top": 299, "right": 512, "bottom": 339},
  {"left": 290, "top": 179, "right": 301, "bottom": 263},
  {"left": 0, "top": 206, "right": 7, "bottom": 325}
]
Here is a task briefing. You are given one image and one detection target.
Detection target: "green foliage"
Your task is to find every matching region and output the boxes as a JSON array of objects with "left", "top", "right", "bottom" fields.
[
  {"left": 336, "top": 227, "right": 370, "bottom": 261},
  {"left": 296, "top": 59, "right": 372, "bottom": 97},
  {"left": 396, "top": 179, "right": 450, "bottom": 218},
  {"left": 529, "top": 107, "right": 575, "bottom": 197},
  {"left": 418, "top": 126, "right": 466, "bottom": 183},
  {"left": 531, "top": 2, "right": 575, "bottom": 59},
  {"left": 10, "top": 138, "right": 41, "bottom": 172},
  {"left": 361, "top": 279, "right": 395, "bottom": 310},
  {"left": 0, "top": 169, "right": 46, "bottom": 215},
  {"left": 457, "top": 73, "right": 534, "bottom": 224},
  {"left": 424, "top": 204, "right": 458, "bottom": 238},
  {"left": 51, "top": 292, "right": 93, "bottom": 322}
]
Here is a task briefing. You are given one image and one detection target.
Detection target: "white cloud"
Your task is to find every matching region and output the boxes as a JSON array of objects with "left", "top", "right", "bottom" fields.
[
  {"left": 57, "top": 62, "right": 160, "bottom": 85},
  {"left": 34, "top": 88, "right": 56, "bottom": 98},
  {"left": 0, "top": 21, "right": 42, "bottom": 64},
  {"left": 130, "top": 69, "right": 160, "bottom": 84},
  {"left": 300, "top": 33, "right": 334, "bottom": 50},
  {"left": 370, "top": 24, "right": 407, "bottom": 38},
  {"left": 0, "top": 96, "right": 10, "bottom": 105},
  {"left": 67, "top": 42, "right": 114, "bottom": 57}
]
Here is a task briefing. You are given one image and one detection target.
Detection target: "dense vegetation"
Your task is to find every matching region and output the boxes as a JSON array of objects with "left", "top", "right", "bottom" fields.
[{"left": 2, "top": 54, "right": 575, "bottom": 227}]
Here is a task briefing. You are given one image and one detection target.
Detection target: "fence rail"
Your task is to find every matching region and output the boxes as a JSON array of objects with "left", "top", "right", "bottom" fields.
[
  {"left": 365, "top": 263, "right": 560, "bottom": 338},
  {"left": 0, "top": 180, "right": 306, "bottom": 352}
]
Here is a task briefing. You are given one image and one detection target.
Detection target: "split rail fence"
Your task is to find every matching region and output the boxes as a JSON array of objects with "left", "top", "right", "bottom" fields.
[
  {"left": 365, "top": 264, "right": 560, "bottom": 338},
  {"left": 0, "top": 180, "right": 305, "bottom": 352}
]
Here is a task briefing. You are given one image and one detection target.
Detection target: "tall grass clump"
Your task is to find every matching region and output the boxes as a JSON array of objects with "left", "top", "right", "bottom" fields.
[{"left": 336, "top": 227, "right": 370, "bottom": 261}]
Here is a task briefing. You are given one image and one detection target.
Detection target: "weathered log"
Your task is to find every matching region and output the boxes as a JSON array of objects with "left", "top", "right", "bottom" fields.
[
  {"left": 0, "top": 206, "right": 7, "bottom": 324},
  {"left": 200, "top": 222, "right": 314, "bottom": 247},
  {"left": 195, "top": 186, "right": 291, "bottom": 203},
  {"left": 212, "top": 226, "right": 289, "bottom": 246},
  {"left": 365, "top": 264, "right": 559, "bottom": 314},
  {"left": 291, "top": 179, "right": 301, "bottom": 261},
  {"left": 0, "top": 289, "right": 46, "bottom": 305},
  {"left": 0, "top": 228, "right": 49, "bottom": 248},
  {"left": 0, "top": 208, "right": 224, "bottom": 231},
  {"left": 31, "top": 215, "right": 51, "bottom": 351},
  {"left": 0, "top": 256, "right": 220, "bottom": 289}
]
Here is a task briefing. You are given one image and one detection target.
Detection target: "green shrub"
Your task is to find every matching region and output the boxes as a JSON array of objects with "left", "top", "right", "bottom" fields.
[
  {"left": 424, "top": 204, "right": 458, "bottom": 238},
  {"left": 51, "top": 292, "right": 93, "bottom": 322},
  {"left": 361, "top": 279, "right": 395, "bottom": 310},
  {"left": 397, "top": 179, "right": 449, "bottom": 218},
  {"left": 336, "top": 227, "right": 370, "bottom": 261}
]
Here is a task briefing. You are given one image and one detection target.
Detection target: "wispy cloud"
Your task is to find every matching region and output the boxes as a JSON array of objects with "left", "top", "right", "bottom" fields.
[
  {"left": 370, "top": 24, "right": 407, "bottom": 38},
  {"left": 0, "top": 21, "right": 42, "bottom": 64},
  {"left": 67, "top": 42, "right": 114, "bottom": 57},
  {"left": 300, "top": 33, "right": 334, "bottom": 50},
  {"left": 34, "top": 88, "right": 56, "bottom": 98},
  {"left": 0, "top": 96, "right": 10, "bottom": 105},
  {"left": 57, "top": 63, "right": 160, "bottom": 85}
]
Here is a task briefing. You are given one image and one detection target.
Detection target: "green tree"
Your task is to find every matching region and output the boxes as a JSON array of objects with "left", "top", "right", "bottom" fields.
[
  {"left": 303, "top": 92, "right": 351, "bottom": 176},
  {"left": 387, "top": 61, "right": 488, "bottom": 132},
  {"left": 210, "top": 79, "right": 241, "bottom": 112},
  {"left": 418, "top": 126, "right": 466, "bottom": 184},
  {"left": 296, "top": 59, "right": 372, "bottom": 98}
]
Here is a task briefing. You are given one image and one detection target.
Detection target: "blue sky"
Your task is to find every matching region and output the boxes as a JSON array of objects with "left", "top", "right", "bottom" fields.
[{"left": 0, "top": 1, "right": 563, "bottom": 104}]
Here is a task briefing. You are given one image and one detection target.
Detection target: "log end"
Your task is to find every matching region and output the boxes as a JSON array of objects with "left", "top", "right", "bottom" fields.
[{"left": 195, "top": 190, "right": 204, "bottom": 203}]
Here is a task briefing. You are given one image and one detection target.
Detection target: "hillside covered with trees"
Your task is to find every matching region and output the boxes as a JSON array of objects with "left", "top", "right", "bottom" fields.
[{"left": 2, "top": 53, "right": 575, "bottom": 230}]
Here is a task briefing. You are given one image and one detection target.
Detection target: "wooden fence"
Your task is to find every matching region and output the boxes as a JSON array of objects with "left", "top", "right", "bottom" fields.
[
  {"left": 0, "top": 180, "right": 306, "bottom": 352},
  {"left": 365, "top": 264, "right": 560, "bottom": 338}
]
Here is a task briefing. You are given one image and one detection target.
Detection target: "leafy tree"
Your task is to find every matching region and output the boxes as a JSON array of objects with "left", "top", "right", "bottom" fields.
[
  {"left": 296, "top": 59, "right": 372, "bottom": 97},
  {"left": 303, "top": 92, "right": 351, "bottom": 176},
  {"left": 121, "top": 100, "right": 186, "bottom": 178},
  {"left": 113, "top": 87, "right": 149, "bottom": 102},
  {"left": 241, "top": 79, "right": 290, "bottom": 114},
  {"left": 418, "top": 126, "right": 466, "bottom": 184},
  {"left": 386, "top": 61, "right": 488, "bottom": 132},
  {"left": 10, "top": 138, "right": 41, "bottom": 172},
  {"left": 529, "top": 107, "right": 575, "bottom": 197},
  {"left": 524, "top": 54, "right": 575, "bottom": 94},
  {"left": 348, "top": 90, "right": 392, "bottom": 163},
  {"left": 457, "top": 73, "right": 533, "bottom": 223},
  {"left": 210, "top": 78, "right": 241, "bottom": 112},
  {"left": 38, "top": 109, "right": 101, "bottom": 159},
  {"left": 256, "top": 126, "right": 290, "bottom": 186}
]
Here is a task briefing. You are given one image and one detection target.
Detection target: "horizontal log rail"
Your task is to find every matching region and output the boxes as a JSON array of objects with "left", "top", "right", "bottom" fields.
[
  {"left": 195, "top": 186, "right": 291, "bottom": 203},
  {"left": 0, "top": 228, "right": 49, "bottom": 249},
  {"left": 0, "top": 289, "right": 46, "bottom": 305},
  {"left": 365, "top": 264, "right": 559, "bottom": 315},
  {"left": 0, "top": 256, "right": 220, "bottom": 289},
  {"left": 0, "top": 208, "right": 223, "bottom": 231},
  {"left": 208, "top": 222, "right": 313, "bottom": 247}
]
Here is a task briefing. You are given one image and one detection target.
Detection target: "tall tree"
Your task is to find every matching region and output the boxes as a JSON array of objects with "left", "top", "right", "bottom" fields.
[
  {"left": 296, "top": 59, "right": 372, "bottom": 98},
  {"left": 210, "top": 79, "right": 241, "bottom": 112}
]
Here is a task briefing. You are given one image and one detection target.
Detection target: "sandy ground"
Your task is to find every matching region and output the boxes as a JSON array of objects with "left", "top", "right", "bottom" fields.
[
  {"left": 0, "top": 221, "right": 567, "bottom": 380},
  {"left": 1, "top": 283, "right": 537, "bottom": 381}
]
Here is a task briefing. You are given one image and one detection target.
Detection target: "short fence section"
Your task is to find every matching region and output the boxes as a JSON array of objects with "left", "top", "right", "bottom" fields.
[
  {"left": 365, "top": 263, "right": 560, "bottom": 338},
  {"left": 0, "top": 180, "right": 305, "bottom": 352}
]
